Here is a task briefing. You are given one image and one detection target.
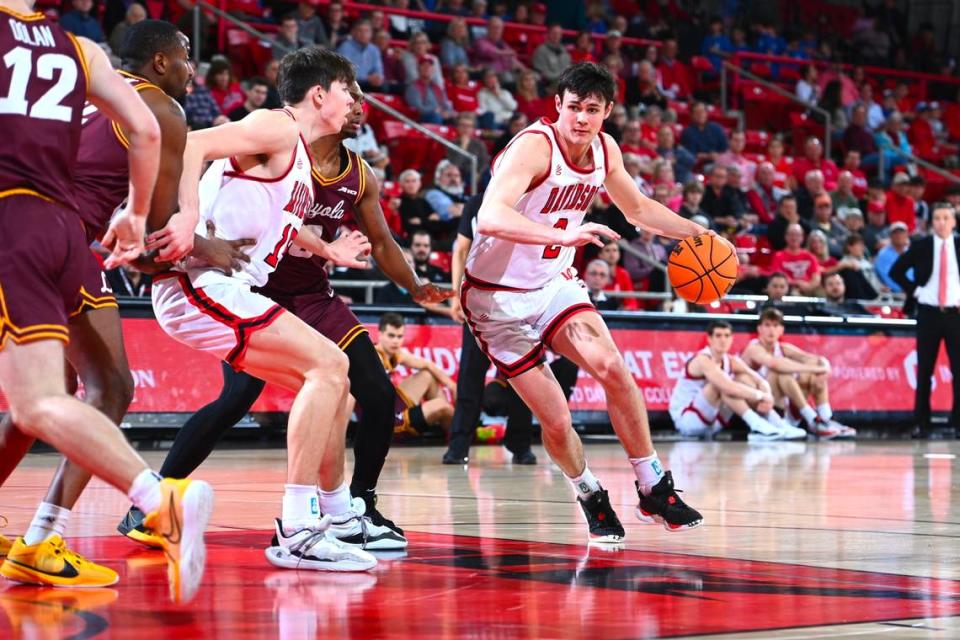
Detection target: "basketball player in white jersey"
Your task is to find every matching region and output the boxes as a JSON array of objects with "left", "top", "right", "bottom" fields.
[
  {"left": 152, "top": 47, "right": 377, "bottom": 571},
  {"left": 463, "top": 62, "right": 713, "bottom": 539},
  {"left": 670, "top": 320, "right": 807, "bottom": 442},
  {"left": 741, "top": 308, "right": 856, "bottom": 438}
]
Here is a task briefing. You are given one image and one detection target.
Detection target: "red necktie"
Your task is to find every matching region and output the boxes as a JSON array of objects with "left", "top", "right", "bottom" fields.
[{"left": 939, "top": 240, "right": 948, "bottom": 307}]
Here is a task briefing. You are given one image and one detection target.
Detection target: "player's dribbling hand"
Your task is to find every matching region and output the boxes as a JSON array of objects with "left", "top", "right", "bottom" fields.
[
  {"left": 146, "top": 210, "right": 197, "bottom": 262},
  {"left": 102, "top": 208, "right": 146, "bottom": 269},
  {"left": 195, "top": 221, "right": 253, "bottom": 275},
  {"left": 559, "top": 223, "right": 620, "bottom": 248},
  {"left": 328, "top": 229, "right": 373, "bottom": 269},
  {"left": 412, "top": 282, "right": 455, "bottom": 305}
]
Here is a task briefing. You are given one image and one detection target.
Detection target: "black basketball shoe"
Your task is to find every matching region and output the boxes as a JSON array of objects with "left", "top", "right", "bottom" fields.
[
  {"left": 577, "top": 488, "right": 625, "bottom": 543},
  {"left": 116, "top": 506, "right": 163, "bottom": 548},
  {"left": 635, "top": 471, "right": 703, "bottom": 531}
]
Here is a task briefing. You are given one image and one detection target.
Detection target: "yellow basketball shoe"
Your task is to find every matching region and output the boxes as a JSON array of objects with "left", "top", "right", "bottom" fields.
[
  {"left": 0, "top": 534, "right": 12, "bottom": 559},
  {"left": 141, "top": 478, "right": 214, "bottom": 604},
  {"left": 0, "top": 535, "right": 119, "bottom": 587}
]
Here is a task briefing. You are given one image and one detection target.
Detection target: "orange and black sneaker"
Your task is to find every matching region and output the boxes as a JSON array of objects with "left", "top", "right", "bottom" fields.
[
  {"left": 0, "top": 535, "right": 118, "bottom": 588},
  {"left": 141, "top": 478, "right": 214, "bottom": 603},
  {"left": 0, "top": 585, "right": 117, "bottom": 634},
  {"left": 117, "top": 506, "right": 164, "bottom": 549},
  {"left": 0, "top": 534, "right": 12, "bottom": 560}
]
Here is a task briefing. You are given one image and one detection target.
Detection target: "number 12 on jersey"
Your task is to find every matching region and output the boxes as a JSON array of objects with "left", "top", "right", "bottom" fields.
[
  {"left": 542, "top": 218, "right": 568, "bottom": 260},
  {"left": 265, "top": 224, "right": 299, "bottom": 268}
]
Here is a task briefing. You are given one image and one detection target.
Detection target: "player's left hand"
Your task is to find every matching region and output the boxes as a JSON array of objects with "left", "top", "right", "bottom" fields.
[
  {"left": 146, "top": 211, "right": 197, "bottom": 262},
  {"left": 412, "top": 282, "right": 454, "bottom": 305},
  {"left": 327, "top": 229, "right": 372, "bottom": 269},
  {"left": 102, "top": 207, "right": 146, "bottom": 269}
]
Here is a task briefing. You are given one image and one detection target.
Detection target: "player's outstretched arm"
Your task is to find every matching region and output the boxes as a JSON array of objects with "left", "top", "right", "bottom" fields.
[
  {"left": 81, "top": 39, "right": 161, "bottom": 267},
  {"left": 476, "top": 134, "right": 620, "bottom": 248},
  {"left": 354, "top": 162, "right": 451, "bottom": 304},
  {"left": 179, "top": 110, "right": 300, "bottom": 238},
  {"left": 601, "top": 133, "right": 705, "bottom": 241}
]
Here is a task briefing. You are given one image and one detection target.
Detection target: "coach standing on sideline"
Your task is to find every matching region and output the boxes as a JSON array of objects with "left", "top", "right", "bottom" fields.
[{"left": 890, "top": 203, "right": 960, "bottom": 439}]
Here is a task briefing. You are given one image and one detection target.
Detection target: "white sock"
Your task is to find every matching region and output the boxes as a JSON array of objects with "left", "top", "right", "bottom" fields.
[
  {"left": 318, "top": 482, "right": 352, "bottom": 518},
  {"left": 817, "top": 403, "right": 833, "bottom": 422},
  {"left": 630, "top": 452, "right": 666, "bottom": 495},
  {"left": 800, "top": 405, "right": 819, "bottom": 426},
  {"left": 565, "top": 466, "right": 601, "bottom": 500},
  {"left": 282, "top": 484, "right": 320, "bottom": 533},
  {"left": 742, "top": 409, "right": 771, "bottom": 432},
  {"left": 23, "top": 502, "right": 71, "bottom": 545},
  {"left": 764, "top": 411, "right": 791, "bottom": 430},
  {"left": 127, "top": 469, "right": 163, "bottom": 515}
]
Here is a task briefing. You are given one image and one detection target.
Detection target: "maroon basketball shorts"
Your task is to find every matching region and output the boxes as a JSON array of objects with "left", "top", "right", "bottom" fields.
[
  {"left": 70, "top": 250, "right": 118, "bottom": 318},
  {"left": 0, "top": 195, "right": 88, "bottom": 349},
  {"left": 266, "top": 290, "right": 367, "bottom": 352}
]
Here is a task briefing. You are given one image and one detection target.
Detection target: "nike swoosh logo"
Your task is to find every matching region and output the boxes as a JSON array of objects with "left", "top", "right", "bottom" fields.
[
  {"left": 5, "top": 557, "right": 80, "bottom": 579},
  {"left": 160, "top": 491, "right": 182, "bottom": 545}
]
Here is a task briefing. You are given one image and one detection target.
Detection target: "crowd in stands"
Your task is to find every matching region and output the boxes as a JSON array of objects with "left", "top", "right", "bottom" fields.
[{"left": 55, "top": 0, "right": 960, "bottom": 319}]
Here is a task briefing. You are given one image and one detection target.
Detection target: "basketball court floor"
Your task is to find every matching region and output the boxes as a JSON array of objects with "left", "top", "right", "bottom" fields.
[{"left": 1, "top": 440, "right": 959, "bottom": 639}]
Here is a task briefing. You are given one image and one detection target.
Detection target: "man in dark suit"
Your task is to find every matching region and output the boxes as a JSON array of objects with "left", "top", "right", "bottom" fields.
[{"left": 890, "top": 204, "right": 960, "bottom": 438}]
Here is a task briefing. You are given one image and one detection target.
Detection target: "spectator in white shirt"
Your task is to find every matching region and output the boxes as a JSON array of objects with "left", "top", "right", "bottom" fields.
[{"left": 477, "top": 69, "right": 517, "bottom": 128}]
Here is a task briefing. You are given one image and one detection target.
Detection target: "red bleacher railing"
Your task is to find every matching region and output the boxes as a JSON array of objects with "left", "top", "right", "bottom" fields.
[{"left": 217, "top": 0, "right": 661, "bottom": 58}]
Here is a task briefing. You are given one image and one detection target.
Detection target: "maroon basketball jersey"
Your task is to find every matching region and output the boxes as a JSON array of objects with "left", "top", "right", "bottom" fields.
[
  {"left": 74, "top": 71, "right": 161, "bottom": 242},
  {"left": 0, "top": 7, "right": 88, "bottom": 209},
  {"left": 259, "top": 146, "right": 367, "bottom": 297}
]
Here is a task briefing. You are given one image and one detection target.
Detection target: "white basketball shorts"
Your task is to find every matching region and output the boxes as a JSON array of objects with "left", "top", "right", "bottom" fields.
[
  {"left": 152, "top": 272, "right": 284, "bottom": 369},
  {"left": 460, "top": 267, "right": 597, "bottom": 378}
]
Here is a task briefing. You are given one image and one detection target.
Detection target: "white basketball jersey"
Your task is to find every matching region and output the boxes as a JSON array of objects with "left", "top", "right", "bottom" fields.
[
  {"left": 669, "top": 347, "right": 731, "bottom": 415},
  {"left": 743, "top": 338, "right": 782, "bottom": 379},
  {"left": 465, "top": 118, "right": 608, "bottom": 290},
  {"left": 189, "top": 119, "right": 315, "bottom": 289}
]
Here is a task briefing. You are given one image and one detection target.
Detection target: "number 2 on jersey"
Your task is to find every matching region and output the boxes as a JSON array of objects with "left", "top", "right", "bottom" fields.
[
  {"left": 265, "top": 224, "right": 299, "bottom": 268},
  {"left": 0, "top": 46, "right": 78, "bottom": 122},
  {"left": 542, "top": 218, "right": 568, "bottom": 260}
]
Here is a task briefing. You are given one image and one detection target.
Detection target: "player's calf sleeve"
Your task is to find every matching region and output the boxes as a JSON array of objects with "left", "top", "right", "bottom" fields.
[
  {"left": 344, "top": 337, "right": 396, "bottom": 495},
  {"left": 159, "top": 362, "right": 265, "bottom": 478}
]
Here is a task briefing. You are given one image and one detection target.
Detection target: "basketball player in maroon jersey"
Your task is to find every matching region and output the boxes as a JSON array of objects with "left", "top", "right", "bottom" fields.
[
  {"left": 118, "top": 82, "right": 450, "bottom": 550},
  {"left": 0, "top": 3, "right": 212, "bottom": 602},
  {"left": 0, "top": 20, "right": 247, "bottom": 588}
]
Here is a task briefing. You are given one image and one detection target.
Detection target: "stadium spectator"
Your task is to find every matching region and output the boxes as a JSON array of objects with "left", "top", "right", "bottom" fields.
[
  {"left": 60, "top": 0, "right": 104, "bottom": 42},
  {"left": 272, "top": 14, "right": 305, "bottom": 59},
  {"left": 657, "top": 38, "right": 692, "bottom": 100},
  {"left": 398, "top": 169, "right": 436, "bottom": 234},
  {"left": 837, "top": 233, "right": 882, "bottom": 297},
  {"left": 342, "top": 105, "right": 389, "bottom": 172},
  {"left": 700, "top": 15, "right": 732, "bottom": 73},
  {"left": 831, "top": 171, "right": 859, "bottom": 211},
  {"left": 747, "top": 162, "right": 788, "bottom": 223},
  {"left": 763, "top": 136, "right": 793, "bottom": 189},
  {"left": 228, "top": 77, "right": 269, "bottom": 121},
  {"left": 106, "top": 264, "right": 150, "bottom": 297},
  {"left": 447, "top": 112, "right": 489, "bottom": 190},
  {"left": 598, "top": 240, "right": 639, "bottom": 311},
  {"left": 184, "top": 79, "right": 228, "bottom": 130},
  {"left": 875, "top": 113, "right": 913, "bottom": 182},
  {"left": 624, "top": 229, "right": 668, "bottom": 292},
  {"left": 570, "top": 31, "right": 596, "bottom": 64},
  {"left": 471, "top": 16, "right": 523, "bottom": 83},
  {"left": 425, "top": 160, "right": 466, "bottom": 223},
  {"left": 701, "top": 165, "right": 743, "bottom": 229},
  {"left": 409, "top": 230, "right": 448, "bottom": 283},
  {"left": 584, "top": 259, "right": 620, "bottom": 311},
  {"left": 441, "top": 18, "right": 472, "bottom": 70},
  {"left": 796, "top": 64, "right": 819, "bottom": 104},
  {"left": 874, "top": 221, "right": 911, "bottom": 293},
  {"left": 768, "top": 195, "right": 809, "bottom": 251},
  {"left": 205, "top": 60, "right": 245, "bottom": 114},
  {"left": 725, "top": 166, "right": 752, "bottom": 222},
  {"left": 477, "top": 69, "right": 517, "bottom": 128},
  {"left": 635, "top": 61, "right": 667, "bottom": 111},
  {"left": 513, "top": 69, "right": 551, "bottom": 123},
  {"left": 405, "top": 57, "right": 456, "bottom": 124},
  {"left": 262, "top": 59, "right": 281, "bottom": 109},
  {"left": 795, "top": 169, "right": 826, "bottom": 219},
  {"left": 532, "top": 24, "right": 571, "bottom": 85},
  {"left": 768, "top": 224, "right": 822, "bottom": 295},
  {"left": 858, "top": 84, "right": 886, "bottom": 131},
  {"left": 446, "top": 64, "right": 479, "bottom": 114},
  {"left": 295, "top": 0, "right": 328, "bottom": 47},
  {"left": 621, "top": 120, "right": 654, "bottom": 159},
  {"left": 678, "top": 181, "right": 707, "bottom": 220},
  {"left": 820, "top": 272, "right": 871, "bottom": 316},
  {"left": 387, "top": 0, "right": 426, "bottom": 40},
  {"left": 793, "top": 137, "right": 839, "bottom": 191},
  {"left": 492, "top": 112, "right": 528, "bottom": 156},
  {"left": 945, "top": 184, "right": 960, "bottom": 210},
  {"left": 656, "top": 125, "right": 695, "bottom": 184},
  {"left": 815, "top": 80, "right": 848, "bottom": 137},
  {"left": 371, "top": 29, "right": 404, "bottom": 92},
  {"left": 604, "top": 103, "right": 628, "bottom": 141},
  {"left": 639, "top": 107, "right": 663, "bottom": 149},
  {"left": 108, "top": 3, "right": 146, "bottom": 53},
  {"left": 806, "top": 230, "right": 838, "bottom": 274},
  {"left": 886, "top": 172, "right": 917, "bottom": 231},
  {"left": 402, "top": 32, "right": 444, "bottom": 86},
  {"left": 716, "top": 130, "right": 757, "bottom": 189},
  {"left": 863, "top": 201, "right": 891, "bottom": 254},
  {"left": 651, "top": 160, "right": 682, "bottom": 208},
  {"left": 322, "top": 1, "right": 349, "bottom": 47},
  {"left": 764, "top": 272, "right": 790, "bottom": 304},
  {"left": 911, "top": 176, "right": 931, "bottom": 232},
  {"left": 680, "top": 102, "right": 728, "bottom": 163},
  {"left": 338, "top": 19, "right": 384, "bottom": 90},
  {"left": 844, "top": 105, "right": 880, "bottom": 166},
  {"left": 818, "top": 63, "right": 859, "bottom": 108},
  {"left": 809, "top": 194, "right": 847, "bottom": 257},
  {"left": 842, "top": 150, "right": 869, "bottom": 198}
]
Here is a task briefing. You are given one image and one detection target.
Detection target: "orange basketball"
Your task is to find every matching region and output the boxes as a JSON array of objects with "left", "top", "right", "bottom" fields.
[{"left": 667, "top": 234, "right": 739, "bottom": 305}]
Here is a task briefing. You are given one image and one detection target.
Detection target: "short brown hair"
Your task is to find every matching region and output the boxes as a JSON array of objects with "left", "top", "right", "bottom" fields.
[{"left": 758, "top": 307, "right": 784, "bottom": 326}]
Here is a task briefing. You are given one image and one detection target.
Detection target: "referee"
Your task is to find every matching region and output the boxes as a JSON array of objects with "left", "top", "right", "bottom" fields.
[
  {"left": 443, "top": 195, "right": 579, "bottom": 464},
  {"left": 890, "top": 203, "right": 960, "bottom": 439}
]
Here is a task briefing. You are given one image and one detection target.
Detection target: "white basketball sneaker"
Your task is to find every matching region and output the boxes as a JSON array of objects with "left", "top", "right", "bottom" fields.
[
  {"left": 265, "top": 517, "right": 377, "bottom": 572},
  {"left": 327, "top": 498, "right": 408, "bottom": 551},
  {"left": 747, "top": 418, "right": 787, "bottom": 442},
  {"left": 826, "top": 419, "right": 857, "bottom": 438}
]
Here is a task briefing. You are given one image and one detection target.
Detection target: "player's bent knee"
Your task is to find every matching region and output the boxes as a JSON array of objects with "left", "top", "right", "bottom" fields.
[
  {"left": 592, "top": 352, "right": 630, "bottom": 389},
  {"left": 9, "top": 396, "right": 67, "bottom": 439}
]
